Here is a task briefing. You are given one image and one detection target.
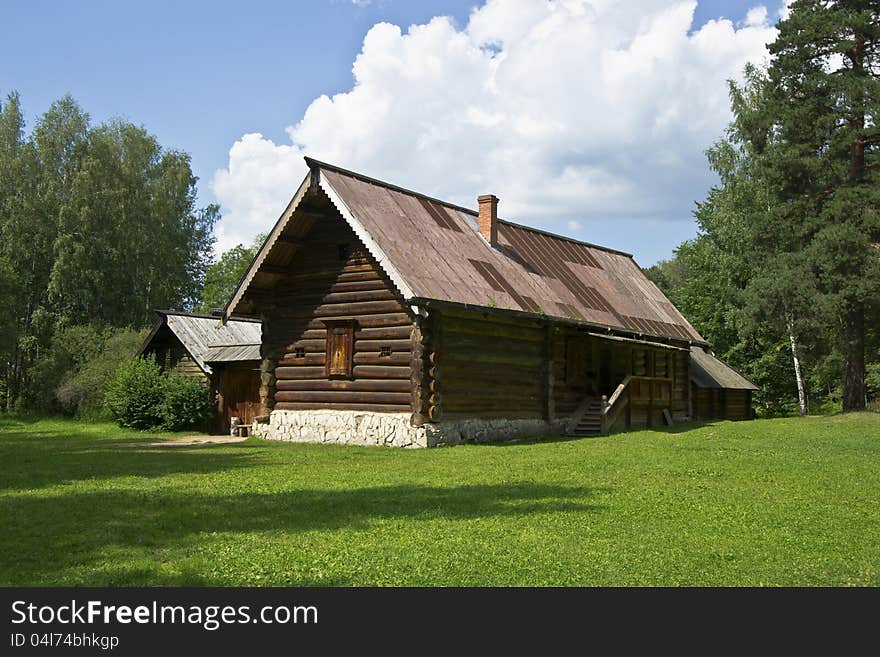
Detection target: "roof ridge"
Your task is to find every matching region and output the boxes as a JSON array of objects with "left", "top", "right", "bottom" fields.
[
  {"left": 306, "top": 156, "right": 478, "bottom": 217},
  {"left": 307, "top": 156, "right": 634, "bottom": 259},
  {"left": 156, "top": 309, "right": 261, "bottom": 323}
]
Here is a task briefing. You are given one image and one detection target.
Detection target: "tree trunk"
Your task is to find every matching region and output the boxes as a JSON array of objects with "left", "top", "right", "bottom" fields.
[
  {"left": 840, "top": 31, "right": 867, "bottom": 412},
  {"left": 6, "top": 343, "right": 19, "bottom": 412},
  {"left": 787, "top": 319, "right": 808, "bottom": 417},
  {"left": 842, "top": 301, "right": 866, "bottom": 412}
]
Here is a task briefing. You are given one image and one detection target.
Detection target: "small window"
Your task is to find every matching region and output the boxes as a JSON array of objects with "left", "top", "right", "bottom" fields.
[
  {"left": 338, "top": 243, "right": 350, "bottom": 261},
  {"left": 323, "top": 319, "right": 356, "bottom": 379},
  {"left": 293, "top": 347, "right": 305, "bottom": 359},
  {"left": 380, "top": 346, "right": 392, "bottom": 358}
]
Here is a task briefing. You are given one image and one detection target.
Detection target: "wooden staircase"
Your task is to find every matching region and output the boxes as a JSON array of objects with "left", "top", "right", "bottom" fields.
[{"left": 566, "top": 397, "right": 604, "bottom": 437}]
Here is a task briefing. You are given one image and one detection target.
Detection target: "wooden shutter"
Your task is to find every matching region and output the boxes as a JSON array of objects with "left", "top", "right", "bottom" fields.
[{"left": 323, "top": 319, "right": 356, "bottom": 379}]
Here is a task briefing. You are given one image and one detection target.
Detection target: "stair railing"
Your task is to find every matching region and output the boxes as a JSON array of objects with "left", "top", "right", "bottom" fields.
[{"left": 600, "top": 375, "right": 631, "bottom": 435}]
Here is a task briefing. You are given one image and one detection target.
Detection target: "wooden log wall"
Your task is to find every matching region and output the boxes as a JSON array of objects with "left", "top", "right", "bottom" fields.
[
  {"left": 692, "top": 387, "right": 752, "bottom": 421},
  {"left": 431, "top": 309, "right": 546, "bottom": 420},
  {"left": 729, "top": 390, "right": 753, "bottom": 420},
  {"left": 261, "top": 210, "right": 415, "bottom": 413},
  {"left": 145, "top": 329, "right": 208, "bottom": 384}
]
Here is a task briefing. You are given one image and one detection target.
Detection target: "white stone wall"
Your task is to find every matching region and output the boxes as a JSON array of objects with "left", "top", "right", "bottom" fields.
[{"left": 251, "top": 410, "right": 561, "bottom": 448}]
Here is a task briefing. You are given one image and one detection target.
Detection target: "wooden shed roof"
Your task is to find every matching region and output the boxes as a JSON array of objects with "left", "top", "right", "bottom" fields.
[
  {"left": 139, "top": 311, "right": 261, "bottom": 375},
  {"left": 689, "top": 346, "right": 758, "bottom": 391},
  {"left": 225, "top": 158, "right": 706, "bottom": 346}
]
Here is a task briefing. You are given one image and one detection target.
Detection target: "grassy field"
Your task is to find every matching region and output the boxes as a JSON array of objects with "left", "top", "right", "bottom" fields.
[{"left": 1, "top": 413, "right": 878, "bottom": 586}]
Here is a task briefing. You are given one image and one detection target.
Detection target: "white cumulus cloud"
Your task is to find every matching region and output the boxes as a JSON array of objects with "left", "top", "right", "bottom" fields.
[{"left": 211, "top": 0, "right": 778, "bottom": 262}]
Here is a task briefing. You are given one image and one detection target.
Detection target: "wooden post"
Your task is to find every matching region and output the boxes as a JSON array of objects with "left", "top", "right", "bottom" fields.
[
  {"left": 213, "top": 372, "right": 224, "bottom": 434},
  {"left": 543, "top": 325, "right": 555, "bottom": 423},
  {"left": 626, "top": 385, "right": 632, "bottom": 429},
  {"left": 686, "top": 355, "right": 693, "bottom": 420}
]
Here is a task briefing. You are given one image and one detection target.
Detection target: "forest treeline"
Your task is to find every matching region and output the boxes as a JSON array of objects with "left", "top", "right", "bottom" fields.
[
  {"left": 1, "top": 1, "right": 877, "bottom": 419},
  {"left": 647, "top": 0, "right": 879, "bottom": 415},
  {"left": 0, "top": 92, "right": 260, "bottom": 415}
]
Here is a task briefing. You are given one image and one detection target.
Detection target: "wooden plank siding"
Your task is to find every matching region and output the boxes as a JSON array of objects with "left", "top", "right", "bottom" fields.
[
  {"left": 261, "top": 204, "right": 415, "bottom": 414},
  {"left": 692, "top": 386, "right": 752, "bottom": 421},
  {"left": 143, "top": 327, "right": 209, "bottom": 385}
]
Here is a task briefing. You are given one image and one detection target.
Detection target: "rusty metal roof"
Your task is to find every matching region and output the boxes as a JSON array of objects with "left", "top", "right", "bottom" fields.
[
  {"left": 139, "top": 311, "right": 261, "bottom": 374},
  {"left": 226, "top": 158, "right": 706, "bottom": 345}
]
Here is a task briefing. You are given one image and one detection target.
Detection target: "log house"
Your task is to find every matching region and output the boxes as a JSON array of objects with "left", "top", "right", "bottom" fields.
[{"left": 221, "top": 158, "right": 756, "bottom": 446}]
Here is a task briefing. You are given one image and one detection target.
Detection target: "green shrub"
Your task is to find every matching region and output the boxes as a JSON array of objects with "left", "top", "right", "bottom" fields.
[
  {"left": 867, "top": 362, "right": 880, "bottom": 405},
  {"left": 105, "top": 356, "right": 165, "bottom": 429},
  {"left": 160, "top": 374, "right": 211, "bottom": 431},
  {"left": 56, "top": 328, "right": 148, "bottom": 419}
]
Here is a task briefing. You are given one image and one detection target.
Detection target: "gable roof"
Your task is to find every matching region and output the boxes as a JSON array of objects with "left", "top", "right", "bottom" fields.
[
  {"left": 139, "top": 310, "right": 261, "bottom": 375},
  {"left": 689, "top": 347, "right": 758, "bottom": 391},
  {"left": 225, "top": 157, "right": 706, "bottom": 346}
]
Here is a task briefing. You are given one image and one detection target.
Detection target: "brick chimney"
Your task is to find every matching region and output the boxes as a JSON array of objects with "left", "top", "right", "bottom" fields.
[{"left": 477, "top": 194, "right": 498, "bottom": 247}]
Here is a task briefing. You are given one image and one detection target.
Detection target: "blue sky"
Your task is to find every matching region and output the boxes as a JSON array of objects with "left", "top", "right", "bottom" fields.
[{"left": 1, "top": 0, "right": 787, "bottom": 265}]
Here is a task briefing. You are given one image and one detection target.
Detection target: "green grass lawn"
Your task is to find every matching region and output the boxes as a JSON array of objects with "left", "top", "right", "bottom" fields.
[{"left": 1, "top": 413, "right": 878, "bottom": 586}]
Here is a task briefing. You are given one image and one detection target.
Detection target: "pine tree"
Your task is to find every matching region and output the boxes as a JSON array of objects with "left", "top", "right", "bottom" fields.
[{"left": 762, "top": 0, "right": 880, "bottom": 410}]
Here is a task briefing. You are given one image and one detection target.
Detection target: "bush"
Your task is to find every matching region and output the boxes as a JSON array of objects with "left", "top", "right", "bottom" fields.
[
  {"left": 160, "top": 374, "right": 211, "bottom": 431},
  {"left": 56, "top": 328, "right": 149, "bottom": 419},
  {"left": 106, "top": 358, "right": 212, "bottom": 432},
  {"left": 24, "top": 323, "right": 102, "bottom": 415},
  {"left": 105, "top": 356, "right": 165, "bottom": 429},
  {"left": 867, "top": 362, "right": 880, "bottom": 405}
]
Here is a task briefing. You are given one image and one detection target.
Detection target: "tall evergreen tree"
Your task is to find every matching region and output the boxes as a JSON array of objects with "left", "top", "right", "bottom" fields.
[{"left": 762, "top": 0, "right": 880, "bottom": 410}]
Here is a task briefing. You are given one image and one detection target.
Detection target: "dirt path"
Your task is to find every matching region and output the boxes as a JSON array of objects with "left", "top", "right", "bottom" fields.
[{"left": 141, "top": 435, "right": 250, "bottom": 448}]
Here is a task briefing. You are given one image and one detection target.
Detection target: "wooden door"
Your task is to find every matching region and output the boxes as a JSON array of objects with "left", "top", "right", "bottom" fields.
[{"left": 220, "top": 365, "right": 261, "bottom": 431}]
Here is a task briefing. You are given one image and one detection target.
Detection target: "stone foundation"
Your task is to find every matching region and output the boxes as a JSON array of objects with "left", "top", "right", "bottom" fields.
[{"left": 251, "top": 410, "right": 561, "bottom": 448}]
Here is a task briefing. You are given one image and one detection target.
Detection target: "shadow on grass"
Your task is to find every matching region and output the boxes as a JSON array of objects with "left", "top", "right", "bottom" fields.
[
  {"left": 483, "top": 420, "right": 721, "bottom": 447},
  {"left": 482, "top": 434, "right": 592, "bottom": 447},
  {"left": 0, "top": 421, "right": 263, "bottom": 492},
  {"left": 0, "top": 482, "right": 605, "bottom": 585},
  {"left": 647, "top": 420, "right": 723, "bottom": 435}
]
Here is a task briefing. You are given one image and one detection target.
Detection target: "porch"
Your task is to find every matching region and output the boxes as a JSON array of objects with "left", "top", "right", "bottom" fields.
[{"left": 552, "top": 331, "right": 690, "bottom": 437}]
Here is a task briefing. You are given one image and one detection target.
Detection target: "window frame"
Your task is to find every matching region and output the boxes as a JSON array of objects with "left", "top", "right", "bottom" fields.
[{"left": 323, "top": 319, "right": 357, "bottom": 379}]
